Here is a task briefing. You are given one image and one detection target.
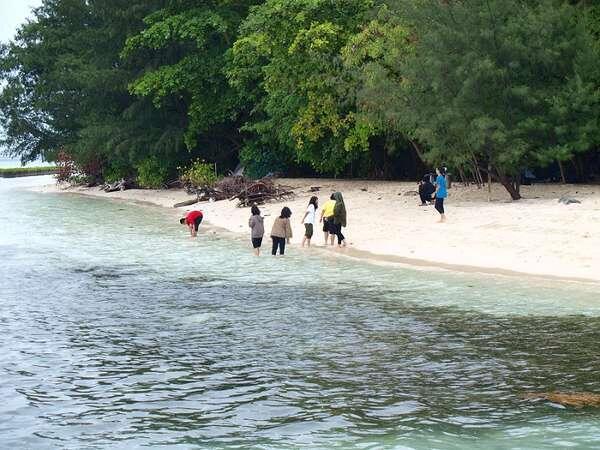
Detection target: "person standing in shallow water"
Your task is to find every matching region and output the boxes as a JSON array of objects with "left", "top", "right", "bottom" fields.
[
  {"left": 301, "top": 196, "right": 318, "bottom": 248},
  {"left": 180, "top": 210, "right": 203, "bottom": 237},
  {"left": 332, "top": 192, "right": 347, "bottom": 247},
  {"left": 434, "top": 167, "right": 448, "bottom": 222},
  {"left": 270, "top": 207, "right": 293, "bottom": 255},
  {"left": 319, "top": 194, "right": 336, "bottom": 246},
  {"left": 248, "top": 205, "right": 264, "bottom": 256}
]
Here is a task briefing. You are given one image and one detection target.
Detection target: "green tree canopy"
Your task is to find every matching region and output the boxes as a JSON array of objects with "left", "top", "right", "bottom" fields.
[
  {"left": 0, "top": 0, "right": 189, "bottom": 182},
  {"left": 398, "top": 0, "right": 600, "bottom": 198},
  {"left": 228, "top": 0, "right": 385, "bottom": 176}
]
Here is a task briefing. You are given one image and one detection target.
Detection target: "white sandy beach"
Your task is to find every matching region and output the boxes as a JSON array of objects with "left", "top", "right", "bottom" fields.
[{"left": 33, "top": 179, "right": 600, "bottom": 283}]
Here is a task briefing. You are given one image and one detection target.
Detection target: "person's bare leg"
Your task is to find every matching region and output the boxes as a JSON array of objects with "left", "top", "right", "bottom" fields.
[
  {"left": 301, "top": 236, "right": 307, "bottom": 247},
  {"left": 306, "top": 238, "right": 311, "bottom": 248},
  {"left": 437, "top": 214, "right": 446, "bottom": 223},
  {"left": 329, "top": 234, "right": 335, "bottom": 246},
  {"left": 323, "top": 232, "right": 328, "bottom": 245}
]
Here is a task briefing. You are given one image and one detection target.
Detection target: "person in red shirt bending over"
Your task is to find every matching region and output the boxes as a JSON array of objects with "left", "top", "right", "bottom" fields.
[{"left": 180, "top": 210, "right": 203, "bottom": 237}]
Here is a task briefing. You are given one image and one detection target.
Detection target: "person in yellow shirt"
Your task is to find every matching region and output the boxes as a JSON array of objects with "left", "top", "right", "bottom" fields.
[{"left": 319, "top": 194, "right": 336, "bottom": 246}]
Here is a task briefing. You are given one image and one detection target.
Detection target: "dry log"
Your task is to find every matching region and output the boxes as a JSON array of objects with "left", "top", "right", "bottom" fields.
[
  {"left": 173, "top": 198, "right": 200, "bottom": 208},
  {"left": 523, "top": 392, "right": 600, "bottom": 408}
]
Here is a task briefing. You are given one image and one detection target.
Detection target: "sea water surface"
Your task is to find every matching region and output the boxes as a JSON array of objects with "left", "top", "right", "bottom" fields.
[{"left": 1, "top": 175, "right": 600, "bottom": 449}]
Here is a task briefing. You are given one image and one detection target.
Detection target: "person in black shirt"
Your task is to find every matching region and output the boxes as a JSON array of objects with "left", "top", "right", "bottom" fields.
[{"left": 418, "top": 174, "right": 435, "bottom": 206}]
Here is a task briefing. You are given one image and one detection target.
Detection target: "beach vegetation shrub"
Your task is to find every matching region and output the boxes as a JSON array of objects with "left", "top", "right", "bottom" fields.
[
  {"left": 68, "top": 174, "right": 95, "bottom": 186},
  {"left": 103, "top": 162, "right": 132, "bottom": 183},
  {"left": 55, "top": 150, "right": 77, "bottom": 184},
  {"left": 136, "top": 157, "right": 168, "bottom": 189},
  {"left": 179, "top": 159, "right": 218, "bottom": 187}
]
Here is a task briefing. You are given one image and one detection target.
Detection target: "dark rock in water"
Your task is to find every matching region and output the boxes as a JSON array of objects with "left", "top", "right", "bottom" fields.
[
  {"left": 558, "top": 196, "right": 581, "bottom": 205},
  {"left": 361, "top": 188, "right": 368, "bottom": 192}
]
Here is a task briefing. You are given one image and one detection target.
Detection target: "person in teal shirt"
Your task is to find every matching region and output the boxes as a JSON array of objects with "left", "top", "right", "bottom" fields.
[{"left": 434, "top": 167, "right": 447, "bottom": 222}]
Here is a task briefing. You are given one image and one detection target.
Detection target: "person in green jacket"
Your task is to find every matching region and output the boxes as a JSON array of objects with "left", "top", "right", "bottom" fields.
[{"left": 332, "top": 191, "right": 347, "bottom": 247}]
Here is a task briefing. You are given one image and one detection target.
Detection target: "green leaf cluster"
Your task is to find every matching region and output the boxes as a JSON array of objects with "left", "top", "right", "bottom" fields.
[{"left": 179, "top": 159, "right": 218, "bottom": 187}]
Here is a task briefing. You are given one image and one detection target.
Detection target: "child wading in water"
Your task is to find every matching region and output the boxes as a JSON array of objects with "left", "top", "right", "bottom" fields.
[
  {"left": 319, "top": 194, "right": 336, "bottom": 246},
  {"left": 434, "top": 167, "right": 448, "bottom": 222},
  {"left": 332, "top": 192, "right": 347, "bottom": 247},
  {"left": 301, "top": 196, "right": 318, "bottom": 247},
  {"left": 248, "top": 205, "right": 265, "bottom": 256},
  {"left": 270, "top": 207, "right": 293, "bottom": 255},
  {"left": 180, "top": 210, "right": 203, "bottom": 237}
]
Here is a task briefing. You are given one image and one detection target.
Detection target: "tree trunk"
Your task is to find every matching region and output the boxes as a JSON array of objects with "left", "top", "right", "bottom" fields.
[
  {"left": 408, "top": 140, "right": 427, "bottom": 164},
  {"left": 497, "top": 171, "right": 521, "bottom": 200},
  {"left": 458, "top": 166, "right": 466, "bottom": 184},
  {"left": 487, "top": 162, "right": 492, "bottom": 202},
  {"left": 471, "top": 153, "right": 483, "bottom": 187},
  {"left": 558, "top": 160, "right": 566, "bottom": 184}
]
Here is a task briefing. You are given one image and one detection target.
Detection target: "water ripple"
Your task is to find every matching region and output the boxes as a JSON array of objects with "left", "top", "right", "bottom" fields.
[{"left": 2, "top": 186, "right": 600, "bottom": 448}]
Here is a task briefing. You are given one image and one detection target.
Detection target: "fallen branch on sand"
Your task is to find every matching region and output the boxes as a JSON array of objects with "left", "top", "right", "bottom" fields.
[{"left": 173, "top": 198, "right": 200, "bottom": 208}]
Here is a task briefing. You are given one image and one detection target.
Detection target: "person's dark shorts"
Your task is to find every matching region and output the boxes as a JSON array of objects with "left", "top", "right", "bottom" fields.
[
  {"left": 193, "top": 215, "right": 203, "bottom": 231},
  {"left": 252, "top": 237, "right": 263, "bottom": 248},
  {"left": 323, "top": 217, "right": 335, "bottom": 233},
  {"left": 304, "top": 223, "right": 314, "bottom": 238}
]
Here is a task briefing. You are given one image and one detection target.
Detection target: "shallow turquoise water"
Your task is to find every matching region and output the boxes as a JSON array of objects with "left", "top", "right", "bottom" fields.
[{"left": 1, "top": 176, "right": 600, "bottom": 449}]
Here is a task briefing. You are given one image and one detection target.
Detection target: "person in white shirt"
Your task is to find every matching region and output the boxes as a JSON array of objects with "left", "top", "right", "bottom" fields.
[{"left": 301, "top": 196, "right": 318, "bottom": 248}]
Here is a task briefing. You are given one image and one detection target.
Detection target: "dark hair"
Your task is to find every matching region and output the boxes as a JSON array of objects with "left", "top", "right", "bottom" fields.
[
  {"left": 437, "top": 167, "right": 447, "bottom": 176},
  {"left": 251, "top": 205, "right": 260, "bottom": 216},
  {"left": 308, "top": 196, "right": 318, "bottom": 208},
  {"left": 280, "top": 206, "right": 292, "bottom": 219},
  {"left": 330, "top": 193, "right": 335, "bottom": 200},
  {"left": 179, "top": 218, "right": 186, "bottom": 224}
]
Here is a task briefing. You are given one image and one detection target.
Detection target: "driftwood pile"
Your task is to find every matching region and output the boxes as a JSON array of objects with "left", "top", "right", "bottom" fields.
[
  {"left": 235, "top": 177, "right": 295, "bottom": 207},
  {"left": 101, "top": 178, "right": 135, "bottom": 192},
  {"left": 180, "top": 176, "right": 295, "bottom": 208}
]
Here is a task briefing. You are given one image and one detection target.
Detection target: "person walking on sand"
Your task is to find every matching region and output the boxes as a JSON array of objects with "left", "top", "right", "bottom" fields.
[
  {"left": 301, "top": 196, "right": 318, "bottom": 248},
  {"left": 180, "top": 210, "right": 203, "bottom": 237},
  {"left": 319, "top": 194, "right": 336, "bottom": 246},
  {"left": 332, "top": 192, "right": 347, "bottom": 247},
  {"left": 270, "top": 207, "right": 293, "bottom": 256},
  {"left": 248, "top": 205, "right": 265, "bottom": 256},
  {"left": 434, "top": 167, "right": 448, "bottom": 222}
]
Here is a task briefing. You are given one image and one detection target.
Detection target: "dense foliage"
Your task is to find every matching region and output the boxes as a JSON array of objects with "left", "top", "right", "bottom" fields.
[{"left": 1, "top": 0, "right": 599, "bottom": 197}]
